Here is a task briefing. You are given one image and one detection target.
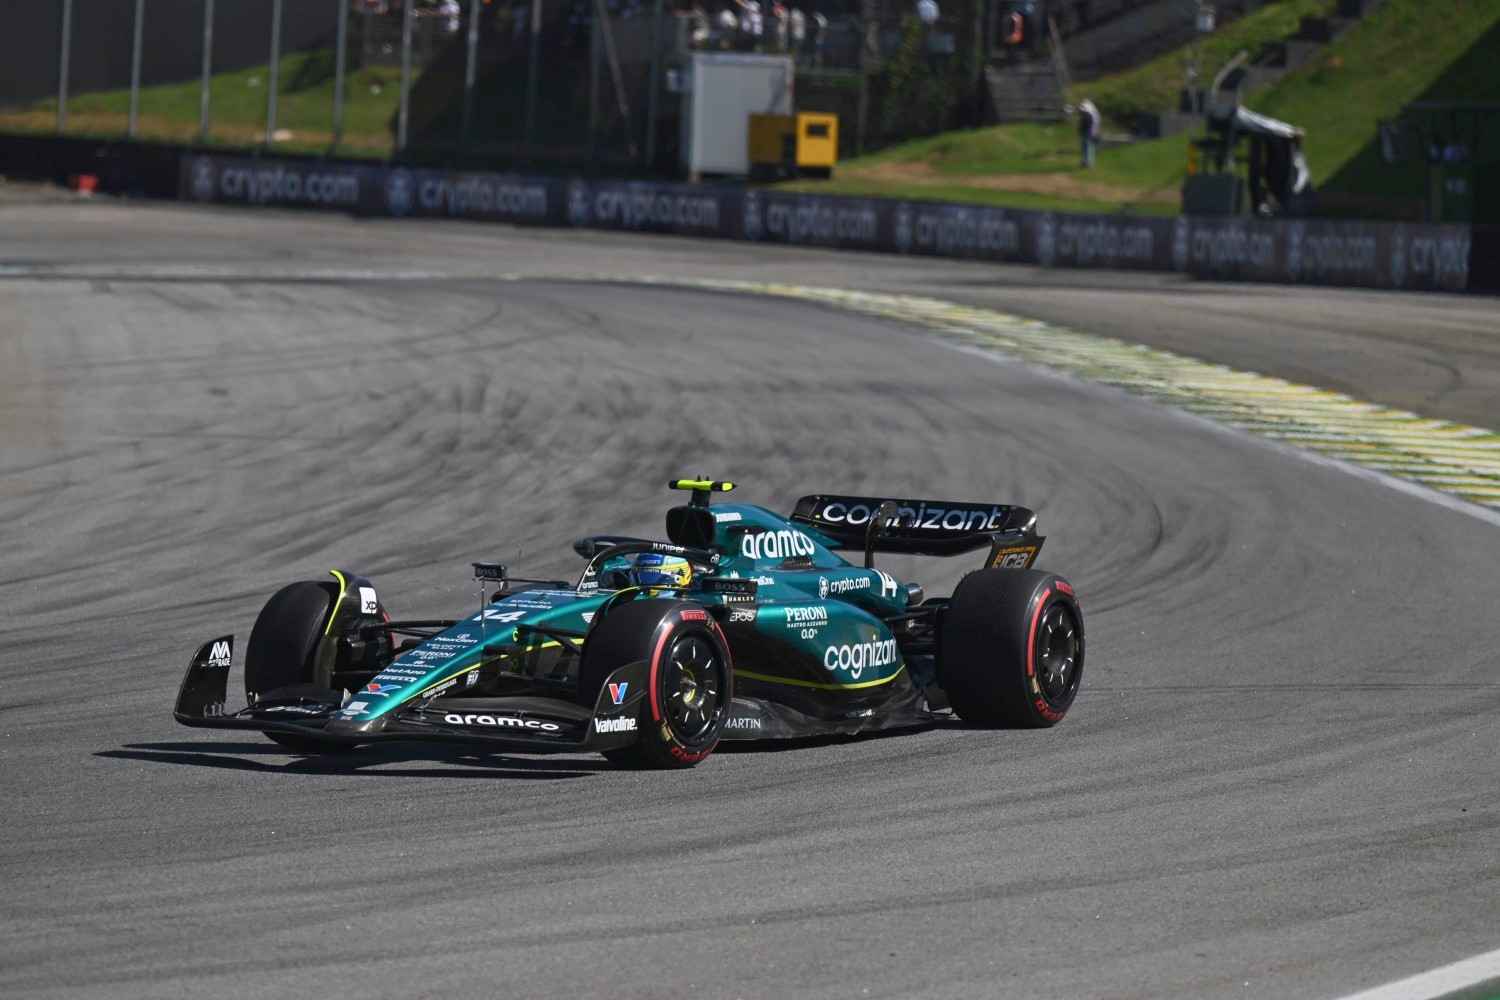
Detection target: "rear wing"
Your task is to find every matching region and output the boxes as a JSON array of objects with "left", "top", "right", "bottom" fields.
[{"left": 790, "top": 494, "right": 1045, "bottom": 567}]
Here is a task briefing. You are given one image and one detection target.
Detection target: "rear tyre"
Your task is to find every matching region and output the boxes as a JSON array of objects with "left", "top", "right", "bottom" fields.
[
  {"left": 245, "top": 581, "right": 349, "bottom": 753},
  {"left": 936, "top": 568, "right": 1084, "bottom": 727},
  {"left": 579, "top": 600, "right": 732, "bottom": 769}
]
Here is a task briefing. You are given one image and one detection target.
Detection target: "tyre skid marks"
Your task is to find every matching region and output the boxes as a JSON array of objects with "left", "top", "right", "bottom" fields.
[{"left": 674, "top": 280, "right": 1500, "bottom": 511}]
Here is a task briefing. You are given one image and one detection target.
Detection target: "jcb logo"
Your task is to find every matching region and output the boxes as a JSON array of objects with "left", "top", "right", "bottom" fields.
[
  {"left": 206, "top": 640, "right": 232, "bottom": 668},
  {"left": 991, "top": 547, "right": 1035, "bottom": 570}
]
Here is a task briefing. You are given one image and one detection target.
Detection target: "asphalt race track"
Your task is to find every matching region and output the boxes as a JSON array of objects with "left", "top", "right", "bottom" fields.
[{"left": 1, "top": 199, "right": 1498, "bottom": 1000}]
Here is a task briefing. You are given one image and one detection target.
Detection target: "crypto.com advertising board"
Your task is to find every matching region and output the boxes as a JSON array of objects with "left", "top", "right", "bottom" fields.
[{"left": 181, "top": 153, "right": 1472, "bottom": 292}]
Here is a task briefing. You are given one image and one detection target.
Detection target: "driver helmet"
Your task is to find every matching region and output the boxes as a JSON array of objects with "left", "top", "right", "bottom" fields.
[{"left": 631, "top": 552, "right": 692, "bottom": 589}]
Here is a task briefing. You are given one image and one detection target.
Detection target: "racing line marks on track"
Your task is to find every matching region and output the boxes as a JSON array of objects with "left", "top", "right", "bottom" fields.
[
  {"left": 669, "top": 280, "right": 1500, "bottom": 518},
  {"left": 10, "top": 263, "right": 1500, "bottom": 520}
]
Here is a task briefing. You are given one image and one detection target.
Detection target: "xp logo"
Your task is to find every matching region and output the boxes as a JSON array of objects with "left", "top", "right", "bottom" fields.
[
  {"left": 191, "top": 157, "right": 217, "bottom": 202},
  {"left": 384, "top": 168, "right": 414, "bottom": 217},
  {"left": 609, "top": 682, "right": 629, "bottom": 705},
  {"left": 742, "top": 190, "right": 763, "bottom": 241},
  {"left": 359, "top": 586, "right": 379, "bottom": 615},
  {"left": 1035, "top": 212, "right": 1057, "bottom": 267},
  {"left": 364, "top": 683, "right": 401, "bottom": 696},
  {"left": 567, "top": 179, "right": 591, "bottom": 227},
  {"left": 894, "top": 202, "right": 914, "bottom": 254},
  {"left": 206, "top": 639, "right": 232, "bottom": 669}
]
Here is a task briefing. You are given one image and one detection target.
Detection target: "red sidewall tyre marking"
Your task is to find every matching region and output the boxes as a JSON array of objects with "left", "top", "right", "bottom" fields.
[{"left": 1025, "top": 588, "right": 1051, "bottom": 679}]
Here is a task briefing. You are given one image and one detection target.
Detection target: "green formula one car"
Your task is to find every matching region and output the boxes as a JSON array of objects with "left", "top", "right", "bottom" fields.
[{"left": 175, "top": 479, "right": 1084, "bottom": 768}]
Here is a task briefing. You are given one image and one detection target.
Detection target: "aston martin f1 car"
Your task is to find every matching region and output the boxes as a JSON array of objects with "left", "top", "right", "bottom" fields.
[{"left": 175, "top": 480, "right": 1084, "bottom": 768}]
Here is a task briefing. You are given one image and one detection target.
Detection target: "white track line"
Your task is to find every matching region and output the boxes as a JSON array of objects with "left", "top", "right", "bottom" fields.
[{"left": 1329, "top": 947, "right": 1500, "bottom": 1000}]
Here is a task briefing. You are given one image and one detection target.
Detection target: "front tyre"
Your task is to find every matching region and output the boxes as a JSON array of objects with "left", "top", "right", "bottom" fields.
[
  {"left": 937, "top": 568, "right": 1084, "bottom": 727},
  {"left": 579, "top": 600, "right": 732, "bottom": 769},
  {"left": 244, "top": 580, "right": 349, "bottom": 753}
]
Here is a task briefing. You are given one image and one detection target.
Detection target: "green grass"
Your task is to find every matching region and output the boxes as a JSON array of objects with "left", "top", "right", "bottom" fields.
[
  {"left": 778, "top": 0, "right": 1500, "bottom": 218},
  {"left": 1253, "top": 0, "right": 1500, "bottom": 211},
  {"left": 1078, "top": 0, "right": 1338, "bottom": 127},
  {"left": 2, "top": 49, "right": 402, "bottom": 157}
]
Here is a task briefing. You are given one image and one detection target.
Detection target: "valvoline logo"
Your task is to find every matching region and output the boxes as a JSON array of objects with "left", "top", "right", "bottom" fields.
[
  {"left": 609, "top": 682, "right": 629, "bottom": 705},
  {"left": 365, "top": 683, "right": 401, "bottom": 696}
]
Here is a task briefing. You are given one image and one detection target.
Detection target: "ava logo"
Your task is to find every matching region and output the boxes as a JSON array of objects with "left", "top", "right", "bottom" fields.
[
  {"left": 191, "top": 157, "right": 217, "bottom": 202},
  {"left": 206, "top": 640, "right": 232, "bottom": 669},
  {"left": 1036, "top": 212, "right": 1057, "bottom": 267},
  {"left": 818, "top": 576, "right": 829, "bottom": 598},
  {"left": 1172, "top": 216, "right": 1191, "bottom": 272},
  {"left": 384, "top": 168, "right": 414, "bottom": 217},
  {"left": 364, "top": 683, "right": 401, "bottom": 696},
  {"left": 894, "top": 202, "right": 914, "bottom": 254},
  {"left": 609, "top": 682, "right": 629, "bottom": 705},
  {"left": 1390, "top": 226, "right": 1408, "bottom": 289},
  {"left": 567, "top": 180, "right": 591, "bottom": 227},
  {"left": 359, "top": 586, "right": 378, "bottom": 615},
  {"left": 1286, "top": 222, "right": 1306, "bottom": 280},
  {"left": 742, "top": 190, "right": 763, "bottom": 241}
]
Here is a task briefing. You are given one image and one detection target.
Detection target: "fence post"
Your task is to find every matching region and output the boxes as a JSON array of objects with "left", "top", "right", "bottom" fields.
[
  {"left": 587, "top": 4, "right": 600, "bottom": 166},
  {"left": 129, "top": 0, "right": 146, "bottom": 139},
  {"left": 266, "top": 0, "right": 283, "bottom": 145},
  {"left": 200, "top": 0, "right": 216, "bottom": 142},
  {"left": 56, "top": 0, "right": 74, "bottom": 134},
  {"left": 397, "top": 0, "right": 414, "bottom": 152},
  {"left": 644, "top": 0, "right": 664, "bottom": 169},
  {"left": 462, "top": 0, "right": 480, "bottom": 153},
  {"left": 522, "top": 0, "right": 542, "bottom": 164},
  {"left": 333, "top": 0, "right": 349, "bottom": 149}
]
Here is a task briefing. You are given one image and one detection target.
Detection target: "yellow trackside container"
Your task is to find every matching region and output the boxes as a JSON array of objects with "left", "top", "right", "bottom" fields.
[
  {"left": 748, "top": 112, "right": 839, "bottom": 178},
  {"left": 795, "top": 112, "right": 838, "bottom": 172}
]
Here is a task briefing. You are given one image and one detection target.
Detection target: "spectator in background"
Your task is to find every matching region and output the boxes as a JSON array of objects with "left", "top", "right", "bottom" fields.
[
  {"left": 916, "top": 0, "right": 938, "bottom": 26},
  {"left": 718, "top": 3, "right": 738, "bottom": 47},
  {"left": 771, "top": 1, "right": 789, "bottom": 50},
  {"left": 810, "top": 10, "right": 827, "bottom": 65},
  {"left": 740, "top": 0, "right": 765, "bottom": 48},
  {"left": 439, "top": 0, "right": 460, "bottom": 33},
  {"left": 689, "top": 4, "right": 712, "bottom": 46},
  {"left": 1077, "top": 99, "right": 1100, "bottom": 168},
  {"left": 789, "top": 6, "right": 806, "bottom": 62}
]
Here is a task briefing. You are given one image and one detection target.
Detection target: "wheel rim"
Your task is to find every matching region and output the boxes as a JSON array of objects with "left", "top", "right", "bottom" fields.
[
  {"left": 662, "top": 634, "right": 723, "bottom": 741},
  {"left": 1036, "top": 602, "right": 1080, "bottom": 704}
]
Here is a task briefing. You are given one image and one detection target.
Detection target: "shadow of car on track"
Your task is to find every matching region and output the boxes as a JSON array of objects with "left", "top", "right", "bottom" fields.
[{"left": 97, "top": 741, "right": 612, "bottom": 780}]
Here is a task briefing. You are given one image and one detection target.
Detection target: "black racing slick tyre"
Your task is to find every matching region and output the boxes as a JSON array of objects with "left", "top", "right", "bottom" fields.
[
  {"left": 937, "top": 568, "right": 1084, "bottom": 727},
  {"left": 244, "top": 581, "right": 348, "bottom": 753},
  {"left": 579, "top": 600, "right": 732, "bottom": 769}
]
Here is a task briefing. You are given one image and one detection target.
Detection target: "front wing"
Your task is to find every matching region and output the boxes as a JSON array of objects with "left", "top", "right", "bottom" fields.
[{"left": 174, "top": 636, "right": 648, "bottom": 753}]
